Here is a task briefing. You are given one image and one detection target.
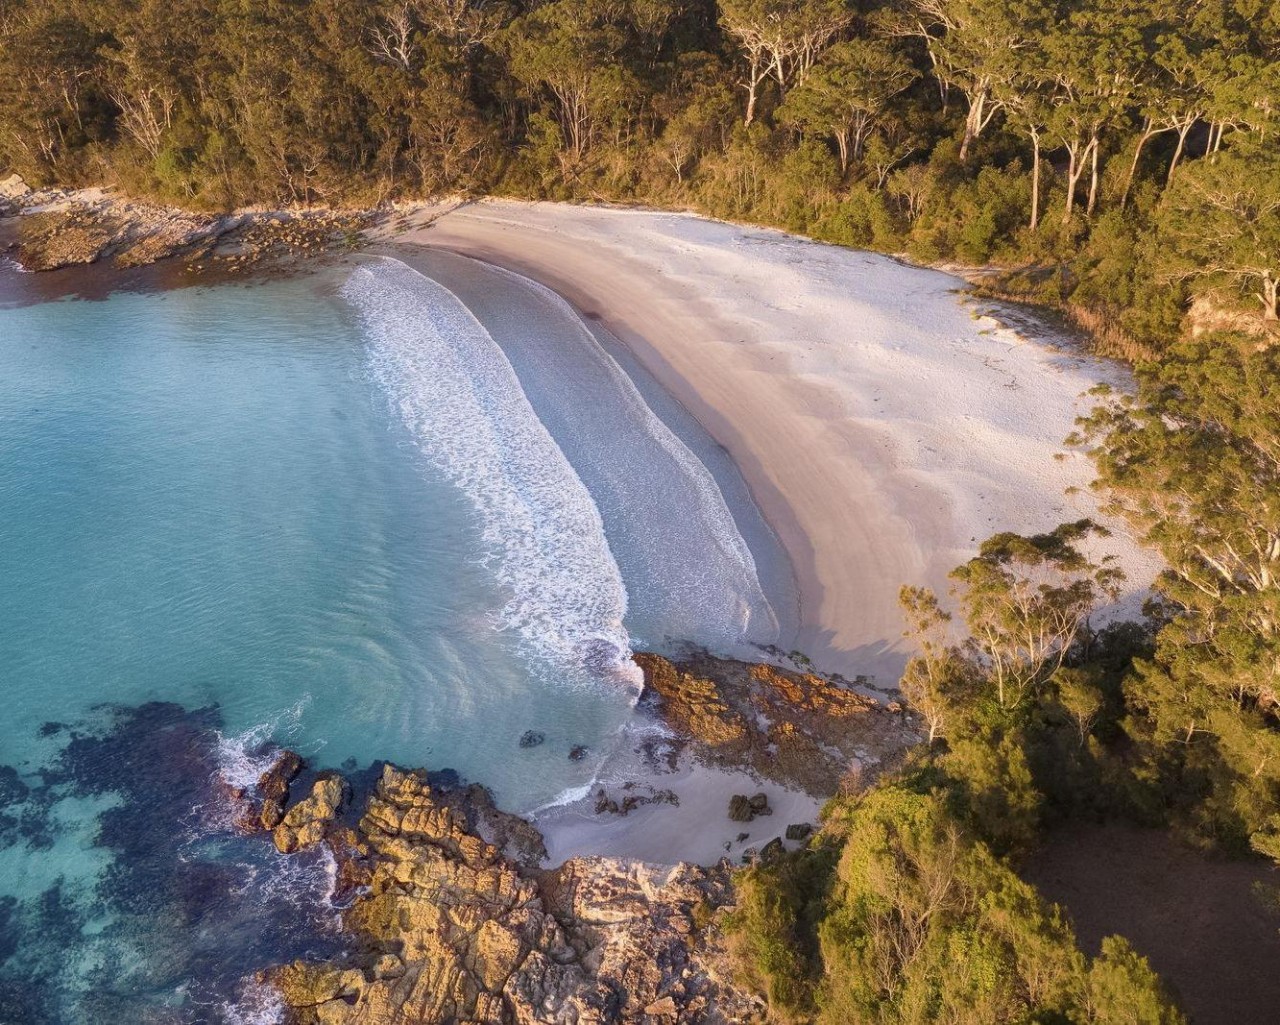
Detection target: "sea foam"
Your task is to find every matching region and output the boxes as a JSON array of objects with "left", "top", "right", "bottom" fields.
[
  {"left": 343, "top": 258, "right": 639, "bottom": 688},
  {"left": 477, "top": 260, "right": 778, "bottom": 646}
]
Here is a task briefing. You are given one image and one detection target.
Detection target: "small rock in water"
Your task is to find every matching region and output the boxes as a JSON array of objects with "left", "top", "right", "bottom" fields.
[
  {"left": 519, "top": 730, "right": 545, "bottom": 749},
  {"left": 735, "top": 832, "right": 750, "bottom": 843},
  {"left": 749, "top": 793, "right": 771, "bottom": 816},
  {"left": 568, "top": 745, "right": 588, "bottom": 761},
  {"left": 728, "top": 794, "right": 754, "bottom": 822},
  {"left": 785, "top": 822, "right": 813, "bottom": 841}
]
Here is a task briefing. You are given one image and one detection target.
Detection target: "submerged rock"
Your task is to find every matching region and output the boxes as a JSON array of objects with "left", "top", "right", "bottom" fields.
[{"left": 519, "top": 729, "right": 545, "bottom": 749}]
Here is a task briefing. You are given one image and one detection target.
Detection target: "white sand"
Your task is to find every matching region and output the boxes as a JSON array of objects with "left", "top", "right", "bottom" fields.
[
  {"left": 536, "top": 758, "right": 823, "bottom": 868},
  {"left": 386, "top": 200, "right": 1160, "bottom": 686}
]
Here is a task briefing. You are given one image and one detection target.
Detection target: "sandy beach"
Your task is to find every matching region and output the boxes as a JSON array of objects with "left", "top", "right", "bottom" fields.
[{"left": 380, "top": 200, "right": 1161, "bottom": 685}]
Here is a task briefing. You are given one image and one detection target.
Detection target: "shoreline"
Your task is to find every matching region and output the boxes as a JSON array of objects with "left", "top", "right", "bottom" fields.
[{"left": 376, "top": 199, "right": 1162, "bottom": 683}]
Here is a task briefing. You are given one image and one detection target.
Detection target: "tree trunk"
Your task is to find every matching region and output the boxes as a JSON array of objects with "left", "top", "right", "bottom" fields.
[
  {"left": 836, "top": 131, "right": 849, "bottom": 176},
  {"left": 1262, "top": 271, "right": 1279, "bottom": 320},
  {"left": 1086, "top": 134, "right": 1101, "bottom": 216},
  {"left": 1166, "top": 119, "right": 1194, "bottom": 186},
  {"left": 1029, "top": 128, "right": 1041, "bottom": 231},
  {"left": 959, "top": 88, "right": 986, "bottom": 162},
  {"left": 1063, "top": 142, "right": 1083, "bottom": 223},
  {"left": 1120, "top": 118, "right": 1157, "bottom": 209},
  {"left": 1211, "top": 121, "right": 1225, "bottom": 155},
  {"left": 743, "top": 56, "right": 765, "bottom": 127}
]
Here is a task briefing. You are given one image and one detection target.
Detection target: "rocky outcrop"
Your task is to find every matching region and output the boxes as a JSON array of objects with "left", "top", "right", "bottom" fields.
[
  {"left": 265, "top": 764, "right": 761, "bottom": 1024},
  {"left": 3, "top": 187, "right": 368, "bottom": 272},
  {"left": 273, "top": 774, "right": 346, "bottom": 854},
  {"left": 237, "top": 652, "right": 918, "bottom": 1022},
  {"left": 634, "top": 652, "right": 917, "bottom": 793}
]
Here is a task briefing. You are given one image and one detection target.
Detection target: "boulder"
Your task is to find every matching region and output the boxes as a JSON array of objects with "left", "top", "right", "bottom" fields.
[
  {"left": 728, "top": 794, "right": 754, "bottom": 822},
  {"left": 785, "top": 822, "right": 814, "bottom": 842},
  {"left": 257, "top": 750, "right": 302, "bottom": 830},
  {"left": 272, "top": 774, "right": 345, "bottom": 854},
  {"left": 760, "top": 837, "right": 785, "bottom": 864},
  {"left": 0, "top": 174, "right": 30, "bottom": 201}
]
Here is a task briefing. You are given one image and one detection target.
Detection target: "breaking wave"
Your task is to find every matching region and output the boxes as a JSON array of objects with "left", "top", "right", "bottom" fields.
[{"left": 342, "top": 257, "right": 639, "bottom": 688}]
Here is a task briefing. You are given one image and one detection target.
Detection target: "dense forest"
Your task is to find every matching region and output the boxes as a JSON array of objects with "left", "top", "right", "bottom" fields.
[
  {"left": 4, "top": 0, "right": 1280, "bottom": 1019},
  {"left": 1, "top": 0, "right": 1278, "bottom": 347}
]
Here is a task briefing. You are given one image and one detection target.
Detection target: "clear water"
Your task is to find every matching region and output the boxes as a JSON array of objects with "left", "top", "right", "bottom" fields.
[{"left": 0, "top": 255, "right": 788, "bottom": 1021}]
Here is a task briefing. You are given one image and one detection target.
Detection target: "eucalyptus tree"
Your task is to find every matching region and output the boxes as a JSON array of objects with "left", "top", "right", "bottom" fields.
[
  {"left": 1156, "top": 142, "right": 1280, "bottom": 321},
  {"left": 504, "top": 0, "right": 637, "bottom": 161},
  {"left": 718, "top": 0, "right": 852, "bottom": 125},
  {"left": 0, "top": 3, "right": 112, "bottom": 180},
  {"left": 778, "top": 37, "right": 916, "bottom": 174},
  {"left": 1042, "top": 3, "right": 1148, "bottom": 222},
  {"left": 948, "top": 522, "right": 1122, "bottom": 713},
  {"left": 885, "top": 0, "right": 1036, "bottom": 162},
  {"left": 1078, "top": 336, "right": 1280, "bottom": 855}
]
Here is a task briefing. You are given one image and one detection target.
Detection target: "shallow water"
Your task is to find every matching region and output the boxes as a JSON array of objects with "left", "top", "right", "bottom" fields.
[{"left": 0, "top": 257, "right": 788, "bottom": 1020}]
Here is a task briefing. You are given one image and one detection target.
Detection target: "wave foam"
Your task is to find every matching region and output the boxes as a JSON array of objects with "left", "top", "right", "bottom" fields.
[
  {"left": 479, "top": 260, "right": 778, "bottom": 644},
  {"left": 343, "top": 258, "right": 639, "bottom": 688}
]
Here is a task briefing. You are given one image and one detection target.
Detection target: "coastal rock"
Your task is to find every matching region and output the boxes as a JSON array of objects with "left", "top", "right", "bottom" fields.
[
  {"left": 635, "top": 652, "right": 917, "bottom": 794},
  {"left": 595, "top": 782, "right": 680, "bottom": 818},
  {"left": 519, "top": 730, "right": 545, "bottom": 749},
  {"left": 569, "top": 745, "right": 589, "bottom": 761},
  {"left": 634, "top": 654, "right": 751, "bottom": 755},
  {"left": 7, "top": 189, "right": 368, "bottom": 272},
  {"left": 785, "top": 822, "right": 813, "bottom": 842},
  {"left": 272, "top": 774, "right": 345, "bottom": 854},
  {"left": 727, "top": 794, "right": 769, "bottom": 823},
  {"left": 257, "top": 750, "right": 303, "bottom": 830},
  {"left": 266, "top": 763, "right": 761, "bottom": 1024}
]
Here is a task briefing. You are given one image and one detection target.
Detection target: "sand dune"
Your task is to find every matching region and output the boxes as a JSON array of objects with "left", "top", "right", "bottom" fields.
[{"left": 382, "top": 200, "right": 1160, "bottom": 684}]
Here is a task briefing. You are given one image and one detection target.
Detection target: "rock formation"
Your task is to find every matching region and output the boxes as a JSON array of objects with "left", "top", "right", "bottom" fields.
[
  {"left": 634, "top": 651, "right": 916, "bottom": 793},
  {"left": 261, "top": 764, "right": 761, "bottom": 1024},
  {"left": 225, "top": 652, "right": 918, "bottom": 1023},
  {"left": 2, "top": 187, "right": 367, "bottom": 272}
]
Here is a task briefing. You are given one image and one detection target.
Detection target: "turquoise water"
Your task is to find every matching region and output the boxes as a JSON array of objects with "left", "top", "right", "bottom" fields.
[
  {"left": 0, "top": 255, "right": 787, "bottom": 1021},
  {"left": 0, "top": 268, "right": 637, "bottom": 800}
]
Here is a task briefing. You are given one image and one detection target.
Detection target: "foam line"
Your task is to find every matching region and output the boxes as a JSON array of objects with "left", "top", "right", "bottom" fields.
[
  {"left": 476, "top": 258, "right": 778, "bottom": 642},
  {"left": 342, "top": 257, "right": 639, "bottom": 688}
]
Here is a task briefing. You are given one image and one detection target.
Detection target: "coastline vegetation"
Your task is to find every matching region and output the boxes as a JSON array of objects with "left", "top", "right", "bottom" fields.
[
  {"left": 2, "top": 0, "right": 1276, "bottom": 350},
  {"left": 4, "top": 0, "right": 1279, "bottom": 1019}
]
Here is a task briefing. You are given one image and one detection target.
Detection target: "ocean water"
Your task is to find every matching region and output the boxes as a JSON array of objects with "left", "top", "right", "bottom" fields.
[{"left": 0, "top": 254, "right": 788, "bottom": 1021}]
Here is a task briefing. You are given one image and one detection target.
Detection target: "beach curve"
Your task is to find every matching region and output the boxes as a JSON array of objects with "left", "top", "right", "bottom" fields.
[{"left": 378, "top": 200, "right": 1161, "bottom": 684}]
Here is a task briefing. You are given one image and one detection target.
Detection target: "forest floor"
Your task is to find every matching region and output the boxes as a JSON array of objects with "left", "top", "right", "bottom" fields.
[{"left": 1026, "top": 822, "right": 1280, "bottom": 1025}]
